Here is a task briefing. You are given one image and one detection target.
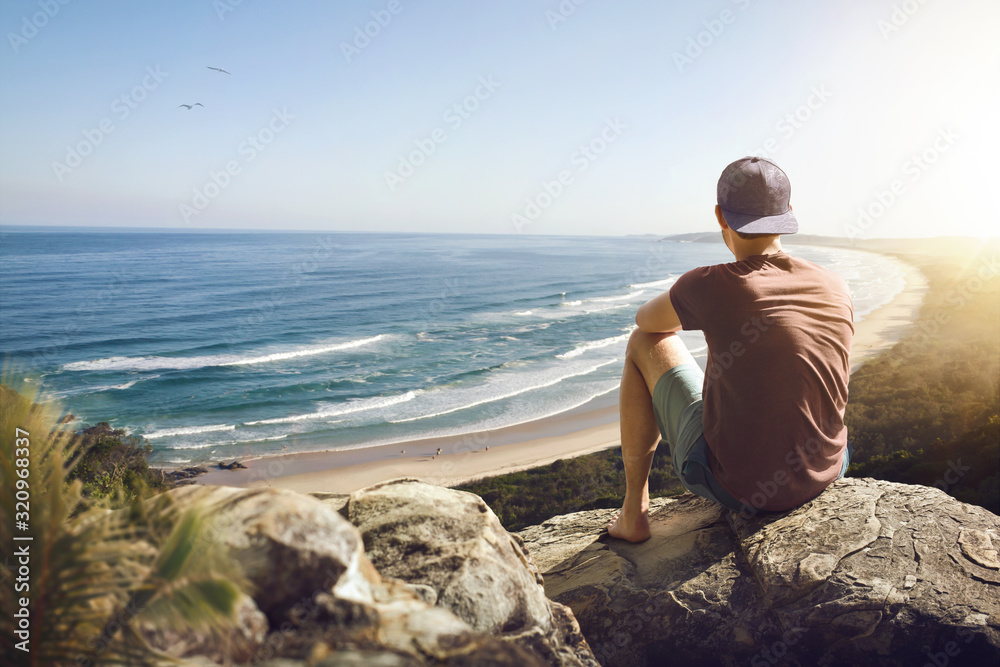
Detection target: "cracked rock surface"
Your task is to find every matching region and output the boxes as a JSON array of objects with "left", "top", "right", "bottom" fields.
[
  {"left": 347, "top": 478, "right": 600, "bottom": 667},
  {"left": 517, "top": 477, "right": 1000, "bottom": 667}
]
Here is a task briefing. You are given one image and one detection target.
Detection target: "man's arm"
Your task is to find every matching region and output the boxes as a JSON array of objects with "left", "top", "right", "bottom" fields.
[{"left": 635, "top": 288, "right": 683, "bottom": 333}]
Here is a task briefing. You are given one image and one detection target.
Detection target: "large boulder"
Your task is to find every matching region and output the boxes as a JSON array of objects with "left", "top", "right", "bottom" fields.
[
  {"left": 162, "top": 485, "right": 375, "bottom": 626},
  {"left": 346, "top": 478, "right": 600, "bottom": 667},
  {"left": 518, "top": 477, "right": 1000, "bottom": 667},
  {"left": 140, "top": 485, "right": 552, "bottom": 665}
]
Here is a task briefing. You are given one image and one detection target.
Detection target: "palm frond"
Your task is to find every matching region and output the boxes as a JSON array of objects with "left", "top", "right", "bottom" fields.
[{"left": 1, "top": 375, "right": 249, "bottom": 666}]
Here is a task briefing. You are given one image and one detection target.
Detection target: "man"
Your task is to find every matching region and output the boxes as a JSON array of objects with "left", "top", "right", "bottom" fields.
[{"left": 607, "top": 156, "right": 854, "bottom": 543}]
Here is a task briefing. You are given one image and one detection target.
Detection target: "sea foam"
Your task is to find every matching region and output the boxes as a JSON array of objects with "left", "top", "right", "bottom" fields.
[
  {"left": 61, "top": 335, "right": 384, "bottom": 372},
  {"left": 389, "top": 359, "right": 618, "bottom": 424},
  {"left": 243, "top": 390, "right": 417, "bottom": 426},
  {"left": 145, "top": 423, "right": 236, "bottom": 439},
  {"left": 628, "top": 276, "right": 678, "bottom": 290},
  {"left": 557, "top": 333, "right": 630, "bottom": 359}
]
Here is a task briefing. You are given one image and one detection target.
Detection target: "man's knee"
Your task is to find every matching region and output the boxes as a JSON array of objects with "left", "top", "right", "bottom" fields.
[
  {"left": 626, "top": 328, "right": 677, "bottom": 360},
  {"left": 627, "top": 329, "right": 695, "bottom": 389}
]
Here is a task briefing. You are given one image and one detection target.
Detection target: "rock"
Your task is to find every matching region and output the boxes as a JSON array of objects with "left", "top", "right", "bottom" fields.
[
  {"left": 518, "top": 478, "right": 1000, "bottom": 667},
  {"left": 519, "top": 494, "right": 778, "bottom": 666},
  {"left": 310, "top": 491, "right": 350, "bottom": 517},
  {"left": 347, "top": 478, "right": 600, "bottom": 667},
  {"left": 959, "top": 528, "right": 1000, "bottom": 570},
  {"left": 145, "top": 485, "right": 562, "bottom": 666},
  {"left": 140, "top": 591, "right": 269, "bottom": 663},
  {"left": 216, "top": 460, "right": 247, "bottom": 470},
  {"left": 161, "top": 466, "right": 210, "bottom": 485},
  {"left": 269, "top": 586, "right": 548, "bottom": 666},
  {"left": 161, "top": 485, "right": 375, "bottom": 626}
]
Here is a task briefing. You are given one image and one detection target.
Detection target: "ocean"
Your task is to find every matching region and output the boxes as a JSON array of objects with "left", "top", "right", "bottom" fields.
[{"left": 0, "top": 229, "right": 906, "bottom": 467}]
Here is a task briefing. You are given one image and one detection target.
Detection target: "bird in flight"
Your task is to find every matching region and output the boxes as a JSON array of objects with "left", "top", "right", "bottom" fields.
[
  {"left": 178, "top": 103, "right": 204, "bottom": 110},
  {"left": 207, "top": 66, "right": 231, "bottom": 74}
]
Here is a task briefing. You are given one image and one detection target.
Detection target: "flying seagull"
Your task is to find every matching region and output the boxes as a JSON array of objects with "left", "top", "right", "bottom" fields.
[
  {"left": 207, "top": 66, "right": 231, "bottom": 74},
  {"left": 178, "top": 103, "right": 204, "bottom": 110}
]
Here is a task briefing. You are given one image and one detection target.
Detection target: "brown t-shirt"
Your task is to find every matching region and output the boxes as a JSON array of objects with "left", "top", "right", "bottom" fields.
[{"left": 669, "top": 251, "right": 853, "bottom": 511}]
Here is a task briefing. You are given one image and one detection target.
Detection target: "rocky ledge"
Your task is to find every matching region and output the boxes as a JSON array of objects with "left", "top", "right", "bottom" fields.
[
  {"left": 117, "top": 476, "right": 998, "bottom": 666},
  {"left": 517, "top": 477, "right": 1000, "bottom": 666}
]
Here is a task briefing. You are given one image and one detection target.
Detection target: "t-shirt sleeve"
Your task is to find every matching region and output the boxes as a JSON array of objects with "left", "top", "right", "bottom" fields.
[{"left": 669, "top": 266, "right": 711, "bottom": 331}]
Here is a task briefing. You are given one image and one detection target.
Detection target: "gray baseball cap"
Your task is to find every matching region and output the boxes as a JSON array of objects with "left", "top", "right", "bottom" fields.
[{"left": 717, "top": 156, "right": 798, "bottom": 234}]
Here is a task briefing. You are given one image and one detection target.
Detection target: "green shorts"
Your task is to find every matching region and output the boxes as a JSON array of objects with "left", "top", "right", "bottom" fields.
[
  {"left": 651, "top": 363, "right": 851, "bottom": 514},
  {"left": 651, "top": 364, "right": 751, "bottom": 513}
]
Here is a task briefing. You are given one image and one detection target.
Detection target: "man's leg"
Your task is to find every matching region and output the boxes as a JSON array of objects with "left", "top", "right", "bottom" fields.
[{"left": 607, "top": 329, "right": 697, "bottom": 542}]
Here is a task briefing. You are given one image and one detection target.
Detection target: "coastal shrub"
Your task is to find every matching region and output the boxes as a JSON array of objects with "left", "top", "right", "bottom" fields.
[
  {"left": 458, "top": 447, "right": 685, "bottom": 531},
  {"left": 0, "top": 381, "right": 245, "bottom": 665},
  {"left": 68, "top": 421, "right": 170, "bottom": 509},
  {"left": 846, "top": 252, "right": 1000, "bottom": 514}
]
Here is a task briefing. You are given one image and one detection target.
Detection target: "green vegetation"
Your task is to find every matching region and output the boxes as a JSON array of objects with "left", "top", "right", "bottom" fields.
[
  {"left": 0, "top": 382, "right": 245, "bottom": 666},
  {"left": 461, "top": 243, "right": 1000, "bottom": 530},
  {"left": 845, "top": 248, "right": 1000, "bottom": 514},
  {"left": 458, "top": 446, "right": 685, "bottom": 532},
  {"left": 68, "top": 422, "right": 171, "bottom": 510}
]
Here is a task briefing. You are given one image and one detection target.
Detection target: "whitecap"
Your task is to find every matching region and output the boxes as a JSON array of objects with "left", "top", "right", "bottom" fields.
[
  {"left": 145, "top": 423, "right": 235, "bottom": 439},
  {"left": 583, "top": 303, "right": 630, "bottom": 314},
  {"left": 586, "top": 290, "right": 644, "bottom": 303},
  {"left": 628, "top": 276, "right": 678, "bottom": 290},
  {"left": 46, "top": 374, "right": 161, "bottom": 397},
  {"left": 389, "top": 359, "right": 617, "bottom": 424},
  {"left": 557, "top": 334, "right": 630, "bottom": 359},
  {"left": 62, "top": 335, "right": 385, "bottom": 372},
  {"left": 243, "top": 391, "right": 418, "bottom": 426}
]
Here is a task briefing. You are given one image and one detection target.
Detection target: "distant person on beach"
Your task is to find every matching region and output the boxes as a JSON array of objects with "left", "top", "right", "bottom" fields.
[{"left": 607, "top": 157, "right": 854, "bottom": 542}]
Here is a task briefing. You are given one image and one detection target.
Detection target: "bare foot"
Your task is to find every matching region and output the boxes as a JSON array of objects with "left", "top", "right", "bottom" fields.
[{"left": 606, "top": 507, "right": 651, "bottom": 543}]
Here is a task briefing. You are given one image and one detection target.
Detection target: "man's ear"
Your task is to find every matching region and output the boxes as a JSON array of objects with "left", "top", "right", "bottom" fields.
[{"left": 715, "top": 205, "right": 729, "bottom": 230}]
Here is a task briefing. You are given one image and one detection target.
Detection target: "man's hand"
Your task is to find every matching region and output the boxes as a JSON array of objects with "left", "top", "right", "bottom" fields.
[{"left": 635, "top": 288, "right": 683, "bottom": 333}]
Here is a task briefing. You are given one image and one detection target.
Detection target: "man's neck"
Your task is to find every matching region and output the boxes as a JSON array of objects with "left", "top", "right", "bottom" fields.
[{"left": 728, "top": 234, "right": 783, "bottom": 261}]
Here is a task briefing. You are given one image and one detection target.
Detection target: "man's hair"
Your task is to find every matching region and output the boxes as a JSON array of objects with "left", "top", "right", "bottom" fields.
[{"left": 734, "top": 230, "right": 779, "bottom": 241}]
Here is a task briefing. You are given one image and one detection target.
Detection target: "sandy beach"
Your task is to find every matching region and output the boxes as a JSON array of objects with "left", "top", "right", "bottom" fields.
[
  {"left": 197, "top": 252, "right": 928, "bottom": 495},
  {"left": 847, "top": 253, "right": 928, "bottom": 371}
]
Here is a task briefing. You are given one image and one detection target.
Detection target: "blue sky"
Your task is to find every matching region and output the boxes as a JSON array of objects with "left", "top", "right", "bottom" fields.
[{"left": 0, "top": 0, "right": 997, "bottom": 237}]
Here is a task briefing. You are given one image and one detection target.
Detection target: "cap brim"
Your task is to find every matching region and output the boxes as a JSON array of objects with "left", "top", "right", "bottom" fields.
[{"left": 720, "top": 207, "right": 798, "bottom": 234}]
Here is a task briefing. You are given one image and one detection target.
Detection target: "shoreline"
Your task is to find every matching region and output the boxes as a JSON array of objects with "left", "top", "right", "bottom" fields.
[
  {"left": 846, "top": 252, "right": 927, "bottom": 371},
  {"left": 195, "top": 392, "right": 622, "bottom": 491},
  {"left": 196, "top": 252, "right": 928, "bottom": 495}
]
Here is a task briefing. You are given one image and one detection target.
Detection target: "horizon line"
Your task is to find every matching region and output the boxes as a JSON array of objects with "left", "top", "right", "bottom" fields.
[{"left": 1, "top": 223, "right": 996, "bottom": 243}]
